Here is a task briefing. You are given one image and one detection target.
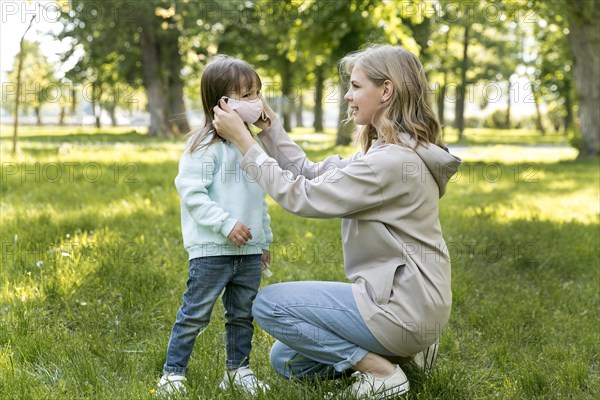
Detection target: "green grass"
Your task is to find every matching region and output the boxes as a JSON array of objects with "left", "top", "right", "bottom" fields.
[
  {"left": 441, "top": 127, "right": 571, "bottom": 146},
  {"left": 1, "top": 126, "right": 598, "bottom": 399}
]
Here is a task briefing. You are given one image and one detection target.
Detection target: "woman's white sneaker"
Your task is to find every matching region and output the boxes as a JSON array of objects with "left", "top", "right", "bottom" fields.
[
  {"left": 344, "top": 365, "right": 409, "bottom": 399},
  {"left": 411, "top": 339, "right": 439, "bottom": 374},
  {"left": 219, "top": 366, "right": 269, "bottom": 395}
]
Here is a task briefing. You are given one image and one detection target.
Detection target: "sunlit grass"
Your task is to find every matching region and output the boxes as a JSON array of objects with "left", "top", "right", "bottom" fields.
[
  {"left": 0, "top": 127, "right": 598, "bottom": 399},
  {"left": 442, "top": 127, "right": 570, "bottom": 146}
]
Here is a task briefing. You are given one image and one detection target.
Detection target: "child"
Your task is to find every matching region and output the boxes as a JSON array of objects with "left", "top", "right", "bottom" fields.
[{"left": 157, "top": 55, "right": 272, "bottom": 396}]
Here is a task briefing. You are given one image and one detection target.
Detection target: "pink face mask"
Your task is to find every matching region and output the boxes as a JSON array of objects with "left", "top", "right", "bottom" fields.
[{"left": 226, "top": 98, "right": 268, "bottom": 123}]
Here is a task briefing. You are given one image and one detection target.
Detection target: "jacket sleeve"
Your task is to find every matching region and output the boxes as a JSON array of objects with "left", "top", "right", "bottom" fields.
[
  {"left": 256, "top": 119, "right": 361, "bottom": 180},
  {"left": 261, "top": 198, "right": 273, "bottom": 250},
  {"left": 241, "top": 144, "right": 385, "bottom": 219},
  {"left": 175, "top": 148, "right": 238, "bottom": 237}
]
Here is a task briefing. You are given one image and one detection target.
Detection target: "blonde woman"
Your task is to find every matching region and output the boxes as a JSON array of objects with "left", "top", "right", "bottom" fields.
[{"left": 213, "top": 45, "right": 462, "bottom": 399}]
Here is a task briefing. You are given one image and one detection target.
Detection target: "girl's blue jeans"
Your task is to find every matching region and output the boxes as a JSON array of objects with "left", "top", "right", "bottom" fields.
[
  {"left": 163, "top": 254, "right": 262, "bottom": 375},
  {"left": 252, "top": 281, "right": 395, "bottom": 379}
]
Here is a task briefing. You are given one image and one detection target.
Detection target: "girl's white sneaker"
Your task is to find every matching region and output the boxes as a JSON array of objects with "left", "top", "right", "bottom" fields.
[
  {"left": 219, "top": 366, "right": 269, "bottom": 395},
  {"left": 156, "top": 373, "right": 187, "bottom": 397}
]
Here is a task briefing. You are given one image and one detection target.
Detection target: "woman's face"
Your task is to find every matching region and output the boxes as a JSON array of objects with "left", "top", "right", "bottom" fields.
[{"left": 344, "top": 65, "right": 385, "bottom": 126}]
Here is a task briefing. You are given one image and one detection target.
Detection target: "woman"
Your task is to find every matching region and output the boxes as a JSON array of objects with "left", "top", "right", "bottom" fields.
[{"left": 213, "top": 44, "right": 462, "bottom": 399}]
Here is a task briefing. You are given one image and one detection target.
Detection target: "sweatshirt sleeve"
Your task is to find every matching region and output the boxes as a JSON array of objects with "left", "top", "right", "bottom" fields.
[
  {"left": 241, "top": 144, "right": 385, "bottom": 219},
  {"left": 256, "top": 119, "right": 361, "bottom": 180},
  {"left": 261, "top": 198, "right": 273, "bottom": 251},
  {"left": 175, "top": 148, "right": 238, "bottom": 238}
]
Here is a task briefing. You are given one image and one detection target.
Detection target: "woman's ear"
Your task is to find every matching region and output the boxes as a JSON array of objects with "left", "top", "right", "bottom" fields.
[{"left": 382, "top": 80, "right": 394, "bottom": 103}]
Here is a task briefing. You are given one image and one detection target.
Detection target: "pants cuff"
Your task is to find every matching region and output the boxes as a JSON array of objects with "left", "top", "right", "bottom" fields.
[
  {"left": 332, "top": 346, "right": 369, "bottom": 372},
  {"left": 163, "top": 365, "right": 188, "bottom": 375}
]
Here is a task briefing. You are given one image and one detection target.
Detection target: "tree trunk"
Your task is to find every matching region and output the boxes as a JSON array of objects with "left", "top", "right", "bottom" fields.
[
  {"left": 437, "top": 82, "right": 447, "bottom": 134},
  {"left": 567, "top": 1, "right": 599, "bottom": 156},
  {"left": 35, "top": 106, "right": 42, "bottom": 126},
  {"left": 164, "top": 29, "right": 189, "bottom": 135},
  {"left": 108, "top": 103, "right": 117, "bottom": 127},
  {"left": 71, "top": 86, "right": 77, "bottom": 114},
  {"left": 59, "top": 106, "right": 66, "bottom": 126},
  {"left": 438, "top": 29, "right": 450, "bottom": 140},
  {"left": 295, "top": 94, "right": 304, "bottom": 128},
  {"left": 91, "top": 81, "right": 101, "bottom": 128},
  {"left": 313, "top": 66, "right": 324, "bottom": 132},
  {"left": 290, "top": 99, "right": 296, "bottom": 129},
  {"left": 455, "top": 24, "right": 470, "bottom": 140},
  {"left": 12, "top": 16, "right": 34, "bottom": 154},
  {"left": 336, "top": 79, "right": 353, "bottom": 145},
  {"left": 563, "top": 79, "right": 573, "bottom": 135},
  {"left": 505, "top": 79, "right": 511, "bottom": 129},
  {"left": 531, "top": 81, "right": 546, "bottom": 135},
  {"left": 140, "top": 26, "right": 171, "bottom": 137},
  {"left": 282, "top": 58, "right": 293, "bottom": 132}
]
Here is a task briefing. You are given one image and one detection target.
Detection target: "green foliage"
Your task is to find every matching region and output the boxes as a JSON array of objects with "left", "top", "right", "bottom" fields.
[
  {"left": 1, "top": 127, "right": 598, "bottom": 399},
  {"left": 483, "top": 109, "right": 509, "bottom": 129},
  {"left": 5, "top": 41, "right": 55, "bottom": 118}
]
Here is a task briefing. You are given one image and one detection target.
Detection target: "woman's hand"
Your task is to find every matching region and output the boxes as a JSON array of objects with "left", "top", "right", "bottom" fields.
[
  {"left": 253, "top": 95, "right": 277, "bottom": 130},
  {"left": 213, "top": 99, "right": 256, "bottom": 154}
]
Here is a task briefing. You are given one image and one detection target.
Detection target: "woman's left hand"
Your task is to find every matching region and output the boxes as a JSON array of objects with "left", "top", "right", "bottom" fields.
[{"left": 213, "top": 99, "right": 256, "bottom": 154}]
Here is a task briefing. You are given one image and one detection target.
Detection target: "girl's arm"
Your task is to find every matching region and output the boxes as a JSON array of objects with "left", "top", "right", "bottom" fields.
[{"left": 175, "top": 149, "right": 237, "bottom": 238}]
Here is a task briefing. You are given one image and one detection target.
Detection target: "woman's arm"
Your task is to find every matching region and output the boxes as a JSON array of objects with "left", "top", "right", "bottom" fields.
[
  {"left": 240, "top": 143, "right": 387, "bottom": 219},
  {"left": 213, "top": 101, "right": 399, "bottom": 219},
  {"left": 256, "top": 118, "right": 359, "bottom": 180},
  {"left": 212, "top": 99, "right": 358, "bottom": 180}
]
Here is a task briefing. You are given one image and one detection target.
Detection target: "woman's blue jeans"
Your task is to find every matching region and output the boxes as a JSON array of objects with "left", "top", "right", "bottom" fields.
[
  {"left": 252, "top": 281, "right": 395, "bottom": 379},
  {"left": 163, "top": 254, "right": 262, "bottom": 375}
]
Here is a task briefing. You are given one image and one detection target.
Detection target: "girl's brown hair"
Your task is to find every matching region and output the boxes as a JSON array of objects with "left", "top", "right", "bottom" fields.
[
  {"left": 340, "top": 45, "right": 442, "bottom": 153},
  {"left": 187, "top": 55, "right": 261, "bottom": 153}
]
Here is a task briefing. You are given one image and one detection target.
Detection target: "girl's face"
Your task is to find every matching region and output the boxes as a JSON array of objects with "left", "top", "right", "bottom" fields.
[
  {"left": 227, "top": 81, "right": 261, "bottom": 102},
  {"left": 344, "top": 65, "right": 385, "bottom": 126},
  {"left": 225, "top": 79, "right": 266, "bottom": 124}
]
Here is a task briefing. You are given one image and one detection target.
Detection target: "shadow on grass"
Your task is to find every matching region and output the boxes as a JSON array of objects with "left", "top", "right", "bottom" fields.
[{"left": 1, "top": 132, "right": 179, "bottom": 145}]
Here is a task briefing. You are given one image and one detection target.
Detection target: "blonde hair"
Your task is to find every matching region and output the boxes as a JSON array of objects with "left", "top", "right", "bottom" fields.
[
  {"left": 340, "top": 45, "right": 442, "bottom": 153},
  {"left": 187, "top": 55, "right": 261, "bottom": 153}
]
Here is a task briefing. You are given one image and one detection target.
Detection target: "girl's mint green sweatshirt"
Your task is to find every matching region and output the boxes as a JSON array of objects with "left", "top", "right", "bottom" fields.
[{"left": 175, "top": 134, "right": 272, "bottom": 259}]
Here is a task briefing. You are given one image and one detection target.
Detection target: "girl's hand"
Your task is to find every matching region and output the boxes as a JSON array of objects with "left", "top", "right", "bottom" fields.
[
  {"left": 261, "top": 250, "right": 270, "bottom": 270},
  {"left": 227, "top": 222, "right": 253, "bottom": 247},
  {"left": 253, "top": 96, "right": 277, "bottom": 130},
  {"left": 261, "top": 250, "right": 272, "bottom": 277},
  {"left": 213, "top": 100, "right": 256, "bottom": 154}
]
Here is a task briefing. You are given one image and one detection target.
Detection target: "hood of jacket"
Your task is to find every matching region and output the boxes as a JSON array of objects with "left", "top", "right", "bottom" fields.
[{"left": 397, "top": 132, "right": 462, "bottom": 197}]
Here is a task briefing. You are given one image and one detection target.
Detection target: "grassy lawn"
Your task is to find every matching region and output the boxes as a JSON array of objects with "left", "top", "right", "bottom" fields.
[{"left": 1, "top": 126, "right": 598, "bottom": 399}]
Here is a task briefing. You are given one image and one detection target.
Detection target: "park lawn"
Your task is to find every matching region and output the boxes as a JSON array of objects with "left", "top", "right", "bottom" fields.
[{"left": 0, "top": 128, "right": 598, "bottom": 399}]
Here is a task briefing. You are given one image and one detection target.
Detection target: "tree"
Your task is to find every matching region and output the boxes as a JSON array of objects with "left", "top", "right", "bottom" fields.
[
  {"left": 527, "top": 5, "right": 575, "bottom": 135},
  {"left": 57, "top": 1, "right": 190, "bottom": 136},
  {"left": 6, "top": 40, "right": 55, "bottom": 127},
  {"left": 10, "top": 16, "right": 35, "bottom": 154},
  {"left": 427, "top": 1, "right": 526, "bottom": 139},
  {"left": 564, "top": 0, "right": 599, "bottom": 156}
]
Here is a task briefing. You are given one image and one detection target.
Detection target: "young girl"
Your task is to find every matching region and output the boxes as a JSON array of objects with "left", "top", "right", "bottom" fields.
[{"left": 157, "top": 55, "right": 272, "bottom": 396}]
